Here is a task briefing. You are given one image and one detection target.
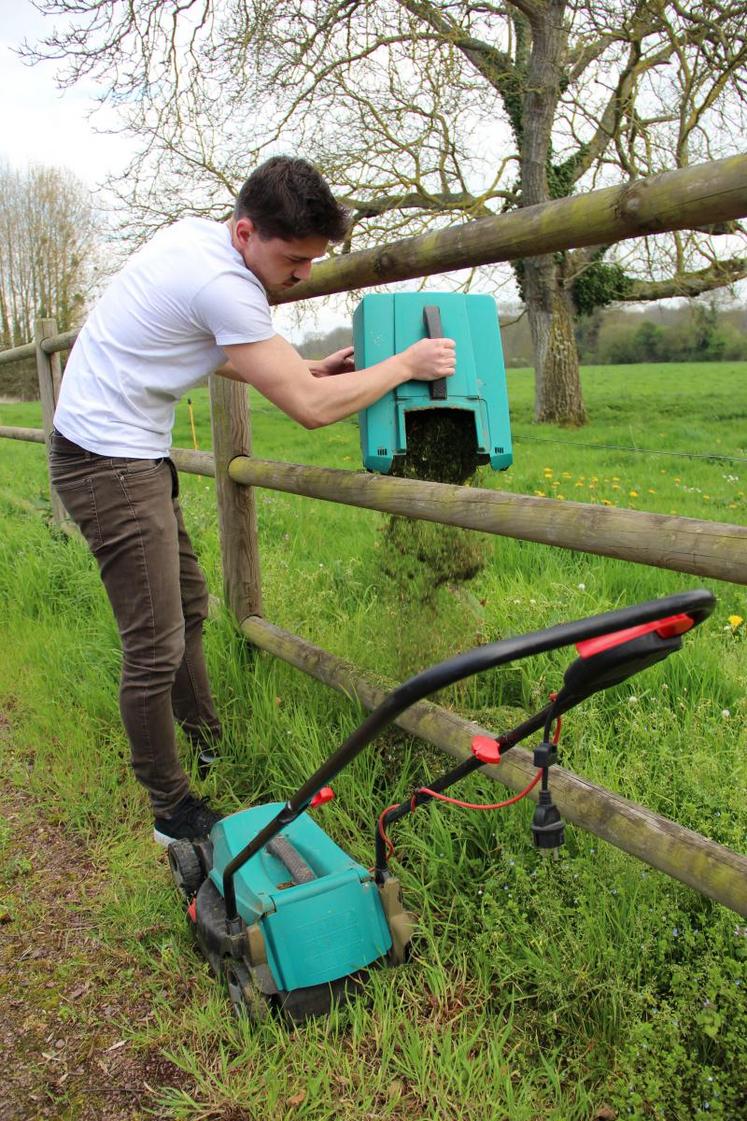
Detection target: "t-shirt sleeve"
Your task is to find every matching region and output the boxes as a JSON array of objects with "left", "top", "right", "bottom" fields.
[{"left": 191, "top": 271, "right": 275, "bottom": 346}]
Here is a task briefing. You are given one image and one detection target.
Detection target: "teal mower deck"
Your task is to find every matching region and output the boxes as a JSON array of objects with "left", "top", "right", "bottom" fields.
[
  {"left": 167, "top": 590, "right": 714, "bottom": 1021},
  {"left": 354, "top": 292, "right": 512, "bottom": 475}
]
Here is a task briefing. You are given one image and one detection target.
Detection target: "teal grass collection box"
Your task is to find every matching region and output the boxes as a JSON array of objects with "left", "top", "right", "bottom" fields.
[{"left": 353, "top": 292, "right": 513, "bottom": 475}]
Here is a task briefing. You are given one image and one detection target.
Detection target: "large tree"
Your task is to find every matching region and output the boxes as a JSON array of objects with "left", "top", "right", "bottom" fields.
[
  {"left": 0, "top": 162, "right": 98, "bottom": 350},
  {"left": 26, "top": 0, "right": 747, "bottom": 423}
]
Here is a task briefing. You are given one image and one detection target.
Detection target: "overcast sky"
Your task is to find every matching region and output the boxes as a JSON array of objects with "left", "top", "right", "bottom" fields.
[{"left": 0, "top": 1, "right": 136, "bottom": 186}]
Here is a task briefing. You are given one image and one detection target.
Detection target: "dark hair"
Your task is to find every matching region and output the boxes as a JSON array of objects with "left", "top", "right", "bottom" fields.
[{"left": 234, "top": 156, "right": 350, "bottom": 242}]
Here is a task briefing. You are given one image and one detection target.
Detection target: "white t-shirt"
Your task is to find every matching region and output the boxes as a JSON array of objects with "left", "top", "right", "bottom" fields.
[{"left": 54, "top": 217, "right": 275, "bottom": 457}]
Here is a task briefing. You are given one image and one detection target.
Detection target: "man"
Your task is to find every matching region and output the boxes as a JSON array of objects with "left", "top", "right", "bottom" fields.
[{"left": 49, "top": 156, "right": 456, "bottom": 846}]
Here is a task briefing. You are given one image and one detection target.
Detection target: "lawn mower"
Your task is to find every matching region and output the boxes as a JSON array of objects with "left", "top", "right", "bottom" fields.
[{"left": 167, "top": 589, "right": 714, "bottom": 1021}]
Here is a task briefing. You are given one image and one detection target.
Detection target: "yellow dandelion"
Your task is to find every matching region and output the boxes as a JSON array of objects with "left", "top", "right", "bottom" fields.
[
  {"left": 630, "top": 490, "right": 639, "bottom": 497},
  {"left": 534, "top": 490, "right": 546, "bottom": 497},
  {"left": 728, "top": 614, "right": 744, "bottom": 630},
  {"left": 562, "top": 471, "right": 572, "bottom": 479}
]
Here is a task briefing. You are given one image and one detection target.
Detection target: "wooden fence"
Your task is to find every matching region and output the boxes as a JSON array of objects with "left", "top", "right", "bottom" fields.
[{"left": 1, "top": 155, "right": 746, "bottom": 917}]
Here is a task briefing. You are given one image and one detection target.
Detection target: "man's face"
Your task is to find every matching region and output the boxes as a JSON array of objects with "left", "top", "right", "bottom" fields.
[{"left": 232, "top": 218, "right": 329, "bottom": 295}]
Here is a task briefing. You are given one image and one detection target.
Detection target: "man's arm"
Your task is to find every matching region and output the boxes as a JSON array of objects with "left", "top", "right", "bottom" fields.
[
  {"left": 218, "top": 334, "right": 455, "bottom": 429},
  {"left": 307, "top": 346, "right": 355, "bottom": 378}
]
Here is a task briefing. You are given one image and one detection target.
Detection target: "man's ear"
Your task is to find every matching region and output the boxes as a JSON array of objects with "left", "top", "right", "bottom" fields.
[{"left": 234, "top": 217, "right": 257, "bottom": 246}]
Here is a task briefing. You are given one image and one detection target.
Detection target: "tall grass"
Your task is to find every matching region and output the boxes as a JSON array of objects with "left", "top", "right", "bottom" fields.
[{"left": 0, "top": 362, "right": 745, "bottom": 1120}]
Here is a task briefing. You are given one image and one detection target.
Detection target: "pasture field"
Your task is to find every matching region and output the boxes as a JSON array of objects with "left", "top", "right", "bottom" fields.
[{"left": 0, "top": 361, "right": 745, "bottom": 1120}]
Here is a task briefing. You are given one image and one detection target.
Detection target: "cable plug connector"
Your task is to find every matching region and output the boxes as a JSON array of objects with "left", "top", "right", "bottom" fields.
[
  {"left": 531, "top": 789, "right": 565, "bottom": 857},
  {"left": 533, "top": 741, "right": 558, "bottom": 769}
]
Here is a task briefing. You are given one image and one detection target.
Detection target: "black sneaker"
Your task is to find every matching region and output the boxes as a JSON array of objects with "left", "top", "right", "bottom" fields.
[{"left": 153, "top": 794, "right": 222, "bottom": 847}]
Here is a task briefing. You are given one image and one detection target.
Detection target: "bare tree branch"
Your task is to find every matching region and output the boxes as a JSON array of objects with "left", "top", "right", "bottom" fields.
[{"left": 622, "top": 258, "right": 747, "bottom": 300}]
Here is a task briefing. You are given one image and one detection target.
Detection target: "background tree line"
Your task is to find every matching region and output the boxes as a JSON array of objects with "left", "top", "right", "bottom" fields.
[{"left": 0, "top": 163, "right": 98, "bottom": 400}]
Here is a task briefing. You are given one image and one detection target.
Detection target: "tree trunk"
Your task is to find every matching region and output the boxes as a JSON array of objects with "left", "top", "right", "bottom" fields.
[
  {"left": 524, "top": 252, "right": 587, "bottom": 425},
  {"left": 515, "top": 0, "right": 585, "bottom": 426}
]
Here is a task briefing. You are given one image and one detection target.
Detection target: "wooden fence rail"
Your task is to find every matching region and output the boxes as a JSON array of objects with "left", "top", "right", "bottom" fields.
[
  {"left": 0, "top": 341, "right": 35, "bottom": 366},
  {"left": 1, "top": 153, "right": 746, "bottom": 916},
  {"left": 275, "top": 154, "right": 747, "bottom": 303},
  {"left": 6, "top": 436, "right": 745, "bottom": 585},
  {"left": 228, "top": 456, "right": 747, "bottom": 585},
  {"left": 0, "top": 426, "right": 45, "bottom": 444}
]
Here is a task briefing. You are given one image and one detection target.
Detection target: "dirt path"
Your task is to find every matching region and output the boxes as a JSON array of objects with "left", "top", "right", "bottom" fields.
[{"left": 0, "top": 766, "right": 194, "bottom": 1120}]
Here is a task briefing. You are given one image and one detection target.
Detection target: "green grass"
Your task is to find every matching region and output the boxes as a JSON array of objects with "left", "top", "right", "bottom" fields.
[{"left": 0, "top": 362, "right": 745, "bottom": 1121}]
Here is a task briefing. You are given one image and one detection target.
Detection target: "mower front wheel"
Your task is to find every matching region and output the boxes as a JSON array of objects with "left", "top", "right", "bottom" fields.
[
  {"left": 168, "top": 840, "right": 204, "bottom": 900},
  {"left": 222, "top": 958, "right": 272, "bottom": 1022}
]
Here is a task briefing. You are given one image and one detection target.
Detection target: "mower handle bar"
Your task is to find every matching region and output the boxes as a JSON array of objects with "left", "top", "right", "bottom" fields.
[{"left": 220, "top": 589, "right": 714, "bottom": 922}]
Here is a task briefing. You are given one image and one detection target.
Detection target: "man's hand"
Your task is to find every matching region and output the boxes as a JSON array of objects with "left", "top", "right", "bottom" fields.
[
  {"left": 401, "top": 337, "right": 456, "bottom": 381},
  {"left": 309, "top": 346, "right": 356, "bottom": 377}
]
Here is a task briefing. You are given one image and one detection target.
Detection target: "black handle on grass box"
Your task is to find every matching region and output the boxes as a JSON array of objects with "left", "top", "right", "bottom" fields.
[{"left": 424, "top": 305, "right": 448, "bottom": 401}]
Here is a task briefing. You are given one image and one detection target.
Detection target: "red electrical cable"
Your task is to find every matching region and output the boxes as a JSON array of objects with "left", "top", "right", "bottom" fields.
[
  {"left": 377, "top": 804, "right": 400, "bottom": 860},
  {"left": 411, "top": 768, "right": 543, "bottom": 812},
  {"left": 377, "top": 701, "right": 563, "bottom": 865}
]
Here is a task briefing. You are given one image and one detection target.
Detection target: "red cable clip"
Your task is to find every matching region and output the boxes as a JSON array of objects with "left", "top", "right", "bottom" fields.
[
  {"left": 470, "top": 735, "right": 502, "bottom": 765},
  {"left": 310, "top": 786, "right": 335, "bottom": 808}
]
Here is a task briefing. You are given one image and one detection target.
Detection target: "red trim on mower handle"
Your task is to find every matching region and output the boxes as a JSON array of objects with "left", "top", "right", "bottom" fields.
[
  {"left": 310, "top": 786, "right": 335, "bottom": 808},
  {"left": 471, "top": 735, "right": 502, "bottom": 765},
  {"left": 575, "top": 613, "right": 695, "bottom": 659}
]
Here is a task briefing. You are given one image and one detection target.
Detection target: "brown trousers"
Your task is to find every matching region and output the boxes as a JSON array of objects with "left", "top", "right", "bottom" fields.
[{"left": 49, "top": 429, "right": 221, "bottom": 816}]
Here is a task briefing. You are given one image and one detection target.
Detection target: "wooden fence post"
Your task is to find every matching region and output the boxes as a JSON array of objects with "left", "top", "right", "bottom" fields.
[
  {"left": 209, "top": 374, "right": 263, "bottom": 623},
  {"left": 34, "top": 317, "right": 67, "bottom": 528}
]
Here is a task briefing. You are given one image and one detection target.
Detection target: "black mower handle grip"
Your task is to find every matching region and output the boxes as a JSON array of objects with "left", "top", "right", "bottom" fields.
[
  {"left": 424, "top": 305, "right": 448, "bottom": 401},
  {"left": 220, "top": 589, "right": 715, "bottom": 920}
]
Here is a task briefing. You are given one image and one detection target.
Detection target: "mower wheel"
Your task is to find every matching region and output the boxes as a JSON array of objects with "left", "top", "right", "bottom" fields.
[
  {"left": 168, "top": 840, "right": 204, "bottom": 900},
  {"left": 222, "top": 958, "right": 272, "bottom": 1022}
]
